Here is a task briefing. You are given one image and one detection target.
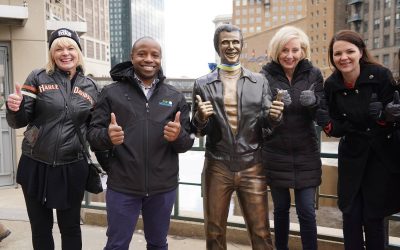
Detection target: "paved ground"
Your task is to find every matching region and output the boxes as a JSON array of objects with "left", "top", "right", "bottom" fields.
[{"left": 0, "top": 187, "right": 251, "bottom": 250}]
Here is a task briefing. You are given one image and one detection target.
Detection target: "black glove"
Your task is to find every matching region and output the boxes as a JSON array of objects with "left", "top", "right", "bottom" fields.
[
  {"left": 385, "top": 90, "right": 400, "bottom": 121},
  {"left": 315, "top": 108, "right": 330, "bottom": 127},
  {"left": 299, "top": 83, "right": 317, "bottom": 107},
  {"left": 368, "top": 100, "right": 384, "bottom": 121}
]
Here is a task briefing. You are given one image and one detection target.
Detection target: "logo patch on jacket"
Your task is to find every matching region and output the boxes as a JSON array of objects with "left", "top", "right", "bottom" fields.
[
  {"left": 73, "top": 86, "right": 94, "bottom": 105},
  {"left": 159, "top": 100, "right": 173, "bottom": 107}
]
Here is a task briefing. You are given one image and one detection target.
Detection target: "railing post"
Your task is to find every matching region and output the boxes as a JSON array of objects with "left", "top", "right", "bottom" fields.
[{"left": 174, "top": 185, "right": 180, "bottom": 217}]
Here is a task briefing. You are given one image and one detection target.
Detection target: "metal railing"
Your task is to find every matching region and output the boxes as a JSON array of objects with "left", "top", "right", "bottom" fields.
[{"left": 82, "top": 128, "right": 400, "bottom": 249}]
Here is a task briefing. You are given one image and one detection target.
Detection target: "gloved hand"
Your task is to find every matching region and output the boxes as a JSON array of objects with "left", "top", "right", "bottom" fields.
[
  {"left": 315, "top": 108, "right": 330, "bottom": 127},
  {"left": 195, "top": 95, "right": 214, "bottom": 123},
  {"left": 276, "top": 89, "right": 292, "bottom": 106},
  {"left": 368, "top": 93, "right": 384, "bottom": 121},
  {"left": 385, "top": 90, "right": 400, "bottom": 121},
  {"left": 299, "top": 83, "right": 317, "bottom": 107}
]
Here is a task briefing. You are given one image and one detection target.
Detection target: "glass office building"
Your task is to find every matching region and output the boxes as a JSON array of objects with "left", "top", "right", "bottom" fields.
[{"left": 110, "top": 0, "right": 165, "bottom": 67}]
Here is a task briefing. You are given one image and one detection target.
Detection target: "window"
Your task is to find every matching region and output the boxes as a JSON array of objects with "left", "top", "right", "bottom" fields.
[
  {"left": 363, "top": 21, "right": 368, "bottom": 32},
  {"left": 384, "top": 16, "right": 391, "bottom": 28},
  {"left": 383, "top": 34, "right": 390, "bottom": 47},
  {"left": 395, "top": 32, "right": 400, "bottom": 46},
  {"left": 374, "top": 0, "right": 380, "bottom": 11},
  {"left": 384, "top": 0, "right": 391, "bottom": 8},
  {"left": 374, "top": 18, "right": 380, "bottom": 30},
  {"left": 373, "top": 37, "right": 380, "bottom": 49},
  {"left": 383, "top": 54, "right": 389, "bottom": 66},
  {"left": 364, "top": 2, "right": 369, "bottom": 14}
]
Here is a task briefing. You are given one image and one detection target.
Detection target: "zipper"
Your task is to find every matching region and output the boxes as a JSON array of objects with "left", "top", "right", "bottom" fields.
[
  {"left": 51, "top": 103, "right": 68, "bottom": 166},
  {"left": 145, "top": 102, "right": 150, "bottom": 196}
]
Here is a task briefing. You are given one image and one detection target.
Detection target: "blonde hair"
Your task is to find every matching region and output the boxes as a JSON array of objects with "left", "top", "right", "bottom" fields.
[
  {"left": 46, "top": 37, "right": 85, "bottom": 74},
  {"left": 268, "top": 26, "right": 311, "bottom": 63}
]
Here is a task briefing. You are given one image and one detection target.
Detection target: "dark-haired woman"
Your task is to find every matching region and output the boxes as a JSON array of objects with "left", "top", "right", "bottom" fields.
[{"left": 316, "top": 30, "right": 400, "bottom": 250}]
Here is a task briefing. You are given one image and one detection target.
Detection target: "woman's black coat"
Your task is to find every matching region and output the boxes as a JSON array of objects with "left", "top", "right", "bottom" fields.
[
  {"left": 323, "top": 63, "right": 400, "bottom": 218},
  {"left": 260, "top": 59, "right": 323, "bottom": 189}
]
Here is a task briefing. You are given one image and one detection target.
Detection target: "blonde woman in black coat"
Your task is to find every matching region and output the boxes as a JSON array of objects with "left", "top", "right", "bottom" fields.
[{"left": 260, "top": 26, "right": 323, "bottom": 250}]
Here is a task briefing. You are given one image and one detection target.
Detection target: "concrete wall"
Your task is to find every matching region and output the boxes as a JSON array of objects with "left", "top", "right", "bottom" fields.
[{"left": 0, "top": 0, "right": 47, "bottom": 167}]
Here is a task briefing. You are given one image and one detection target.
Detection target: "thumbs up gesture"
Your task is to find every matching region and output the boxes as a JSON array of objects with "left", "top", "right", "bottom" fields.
[
  {"left": 108, "top": 113, "right": 124, "bottom": 145},
  {"left": 7, "top": 84, "right": 23, "bottom": 112},
  {"left": 299, "top": 82, "right": 317, "bottom": 107},
  {"left": 195, "top": 95, "right": 214, "bottom": 123},
  {"left": 385, "top": 90, "right": 400, "bottom": 121},
  {"left": 164, "top": 111, "right": 181, "bottom": 142}
]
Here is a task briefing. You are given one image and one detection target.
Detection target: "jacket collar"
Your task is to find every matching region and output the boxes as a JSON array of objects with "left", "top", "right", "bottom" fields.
[
  {"left": 109, "top": 61, "right": 166, "bottom": 85},
  {"left": 261, "top": 59, "right": 312, "bottom": 78},
  {"left": 205, "top": 67, "right": 258, "bottom": 85},
  {"left": 326, "top": 63, "right": 378, "bottom": 92}
]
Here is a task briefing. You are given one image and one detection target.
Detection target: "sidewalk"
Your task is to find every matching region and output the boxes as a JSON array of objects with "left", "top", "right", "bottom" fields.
[{"left": 0, "top": 187, "right": 251, "bottom": 250}]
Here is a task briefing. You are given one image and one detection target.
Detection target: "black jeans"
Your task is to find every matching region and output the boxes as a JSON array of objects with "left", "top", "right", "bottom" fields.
[
  {"left": 23, "top": 189, "right": 83, "bottom": 250},
  {"left": 270, "top": 186, "right": 317, "bottom": 250},
  {"left": 342, "top": 191, "right": 385, "bottom": 250}
]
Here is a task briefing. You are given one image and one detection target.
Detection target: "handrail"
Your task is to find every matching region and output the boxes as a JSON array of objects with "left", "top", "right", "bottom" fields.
[{"left": 82, "top": 127, "right": 400, "bottom": 249}]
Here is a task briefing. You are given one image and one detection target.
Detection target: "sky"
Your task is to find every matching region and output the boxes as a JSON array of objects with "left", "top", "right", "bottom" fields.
[{"left": 164, "top": 0, "right": 232, "bottom": 79}]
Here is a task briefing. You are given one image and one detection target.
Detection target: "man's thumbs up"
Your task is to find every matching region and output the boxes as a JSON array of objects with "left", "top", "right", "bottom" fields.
[
  {"left": 164, "top": 111, "right": 181, "bottom": 142},
  {"left": 108, "top": 112, "right": 124, "bottom": 145},
  {"left": 7, "top": 83, "right": 23, "bottom": 112},
  {"left": 195, "top": 95, "right": 214, "bottom": 122},
  {"left": 110, "top": 112, "right": 118, "bottom": 125},
  {"left": 174, "top": 111, "right": 181, "bottom": 123}
]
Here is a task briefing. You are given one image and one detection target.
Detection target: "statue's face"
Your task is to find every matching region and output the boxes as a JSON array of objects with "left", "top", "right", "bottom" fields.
[{"left": 218, "top": 31, "right": 241, "bottom": 65}]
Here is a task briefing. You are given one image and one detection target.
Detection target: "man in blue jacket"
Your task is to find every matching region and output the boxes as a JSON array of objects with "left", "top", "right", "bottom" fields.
[{"left": 88, "top": 37, "right": 194, "bottom": 250}]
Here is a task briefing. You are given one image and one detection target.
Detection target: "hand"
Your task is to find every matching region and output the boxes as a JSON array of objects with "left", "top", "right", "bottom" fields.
[
  {"left": 195, "top": 95, "right": 214, "bottom": 122},
  {"left": 7, "top": 84, "right": 23, "bottom": 112},
  {"left": 164, "top": 111, "right": 181, "bottom": 142},
  {"left": 108, "top": 113, "right": 124, "bottom": 145},
  {"left": 268, "top": 100, "right": 284, "bottom": 121},
  {"left": 368, "top": 93, "right": 383, "bottom": 120},
  {"left": 299, "top": 83, "right": 317, "bottom": 107},
  {"left": 385, "top": 90, "right": 400, "bottom": 121},
  {"left": 315, "top": 108, "right": 330, "bottom": 127},
  {"left": 277, "top": 89, "right": 292, "bottom": 106}
]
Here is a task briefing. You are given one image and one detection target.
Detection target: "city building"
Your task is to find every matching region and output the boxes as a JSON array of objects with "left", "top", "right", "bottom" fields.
[
  {"left": 0, "top": 1, "right": 45, "bottom": 187},
  {"left": 347, "top": 0, "right": 400, "bottom": 77},
  {"left": 235, "top": 0, "right": 348, "bottom": 77},
  {"left": 109, "top": 0, "right": 165, "bottom": 67},
  {"left": 232, "top": 0, "right": 307, "bottom": 37},
  {"left": 47, "top": 0, "right": 111, "bottom": 77},
  {"left": 308, "top": 0, "right": 348, "bottom": 77}
]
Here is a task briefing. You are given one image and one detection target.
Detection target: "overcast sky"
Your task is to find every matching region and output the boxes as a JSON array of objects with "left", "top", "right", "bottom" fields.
[{"left": 164, "top": 0, "right": 232, "bottom": 79}]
